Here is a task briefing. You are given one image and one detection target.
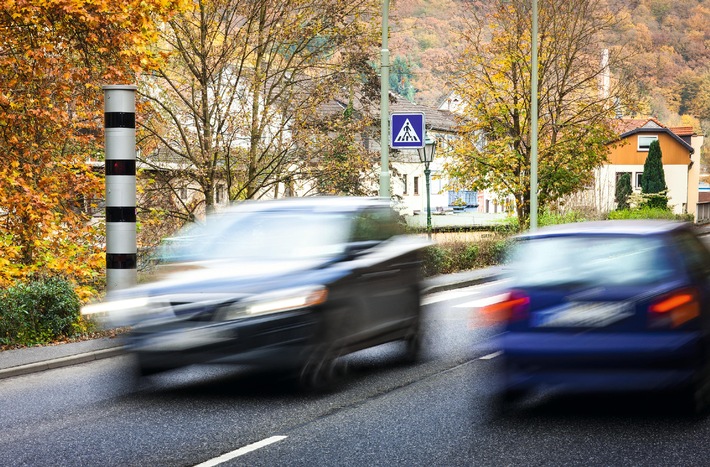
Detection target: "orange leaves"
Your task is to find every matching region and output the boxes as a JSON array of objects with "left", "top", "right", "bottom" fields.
[{"left": 0, "top": 0, "right": 186, "bottom": 298}]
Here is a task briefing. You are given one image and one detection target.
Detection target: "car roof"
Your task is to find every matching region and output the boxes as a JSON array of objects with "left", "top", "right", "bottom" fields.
[
  {"left": 223, "top": 196, "right": 391, "bottom": 214},
  {"left": 516, "top": 219, "right": 691, "bottom": 240}
]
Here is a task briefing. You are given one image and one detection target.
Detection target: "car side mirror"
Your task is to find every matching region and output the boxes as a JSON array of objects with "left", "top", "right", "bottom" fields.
[{"left": 343, "top": 240, "right": 380, "bottom": 260}]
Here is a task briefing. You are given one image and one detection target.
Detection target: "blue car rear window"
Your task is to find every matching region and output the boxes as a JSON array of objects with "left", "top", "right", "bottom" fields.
[{"left": 508, "top": 236, "right": 675, "bottom": 287}]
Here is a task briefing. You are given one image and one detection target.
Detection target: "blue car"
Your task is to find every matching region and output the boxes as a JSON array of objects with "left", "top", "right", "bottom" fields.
[{"left": 484, "top": 220, "right": 710, "bottom": 413}]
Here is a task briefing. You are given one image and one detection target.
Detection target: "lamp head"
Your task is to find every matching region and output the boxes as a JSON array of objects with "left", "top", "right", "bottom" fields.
[{"left": 417, "top": 135, "right": 437, "bottom": 163}]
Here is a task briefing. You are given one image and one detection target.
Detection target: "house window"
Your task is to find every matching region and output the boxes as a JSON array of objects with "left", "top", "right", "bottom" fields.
[
  {"left": 414, "top": 176, "right": 419, "bottom": 195},
  {"left": 179, "top": 187, "right": 188, "bottom": 200},
  {"left": 216, "top": 184, "right": 225, "bottom": 204},
  {"left": 635, "top": 172, "right": 643, "bottom": 189},
  {"left": 403, "top": 174, "right": 408, "bottom": 195},
  {"left": 637, "top": 135, "right": 658, "bottom": 151}
]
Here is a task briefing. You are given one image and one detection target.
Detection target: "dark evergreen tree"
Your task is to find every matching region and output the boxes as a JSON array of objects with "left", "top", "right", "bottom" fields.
[
  {"left": 615, "top": 172, "right": 632, "bottom": 210},
  {"left": 641, "top": 140, "right": 668, "bottom": 209},
  {"left": 389, "top": 56, "right": 416, "bottom": 102}
]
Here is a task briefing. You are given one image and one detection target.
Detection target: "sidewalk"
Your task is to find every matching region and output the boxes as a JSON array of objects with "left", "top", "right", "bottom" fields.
[{"left": 0, "top": 267, "right": 503, "bottom": 380}]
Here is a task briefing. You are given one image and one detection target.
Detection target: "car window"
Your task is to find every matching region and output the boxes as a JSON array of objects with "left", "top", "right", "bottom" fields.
[
  {"left": 672, "top": 231, "right": 710, "bottom": 278},
  {"left": 158, "top": 210, "right": 352, "bottom": 262},
  {"left": 508, "top": 235, "right": 676, "bottom": 287},
  {"left": 351, "top": 208, "right": 403, "bottom": 242}
]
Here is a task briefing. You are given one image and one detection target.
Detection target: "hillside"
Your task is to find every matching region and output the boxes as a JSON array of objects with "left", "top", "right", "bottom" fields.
[{"left": 388, "top": 0, "right": 710, "bottom": 130}]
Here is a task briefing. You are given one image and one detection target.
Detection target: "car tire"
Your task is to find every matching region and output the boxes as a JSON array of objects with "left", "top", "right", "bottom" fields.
[
  {"left": 489, "top": 387, "right": 526, "bottom": 417},
  {"left": 402, "top": 288, "right": 423, "bottom": 364},
  {"left": 403, "top": 324, "right": 422, "bottom": 364},
  {"left": 298, "top": 348, "right": 341, "bottom": 393},
  {"left": 679, "top": 361, "right": 710, "bottom": 417}
]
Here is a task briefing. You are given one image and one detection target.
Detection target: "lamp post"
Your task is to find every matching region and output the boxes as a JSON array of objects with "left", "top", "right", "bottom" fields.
[{"left": 417, "top": 135, "right": 437, "bottom": 237}]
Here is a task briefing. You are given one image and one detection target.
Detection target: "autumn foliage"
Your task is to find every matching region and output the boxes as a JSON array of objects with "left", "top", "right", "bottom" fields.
[{"left": 0, "top": 0, "right": 182, "bottom": 298}]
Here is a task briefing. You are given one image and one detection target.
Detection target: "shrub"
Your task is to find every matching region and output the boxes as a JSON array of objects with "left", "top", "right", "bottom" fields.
[
  {"left": 641, "top": 140, "right": 668, "bottom": 209},
  {"left": 422, "top": 237, "right": 512, "bottom": 277},
  {"left": 0, "top": 274, "right": 88, "bottom": 347},
  {"left": 615, "top": 173, "right": 632, "bottom": 209},
  {"left": 607, "top": 207, "right": 693, "bottom": 222}
]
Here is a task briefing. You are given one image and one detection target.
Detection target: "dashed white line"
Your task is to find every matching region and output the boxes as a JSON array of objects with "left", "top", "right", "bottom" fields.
[
  {"left": 479, "top": 351, "right": 502, "bottom": 360},
  {"left": 194, "top": 435, "right": 287, "bottom": 467},
  {"left": 454, "top": 293, "right": 510, "bottom": 309}
]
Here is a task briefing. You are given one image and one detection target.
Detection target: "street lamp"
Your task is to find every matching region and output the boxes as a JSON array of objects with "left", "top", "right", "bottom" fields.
[{"left": 417, "top": 135, "right": 437, "bottom": 237}]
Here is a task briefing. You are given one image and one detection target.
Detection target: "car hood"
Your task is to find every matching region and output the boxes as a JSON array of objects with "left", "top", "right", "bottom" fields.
[{"left": 121, "top": 258, "right": 339, "bottom": 298}]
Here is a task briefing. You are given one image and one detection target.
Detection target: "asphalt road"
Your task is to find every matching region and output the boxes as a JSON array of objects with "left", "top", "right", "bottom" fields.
[{"left": 2, "top": 280, "right": 710, "bottom": 466}]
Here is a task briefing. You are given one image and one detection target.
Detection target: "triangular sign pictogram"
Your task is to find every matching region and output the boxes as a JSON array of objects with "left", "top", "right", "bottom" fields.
[{"left": 394, "top": 119, "right": 421, "bottom": 143}]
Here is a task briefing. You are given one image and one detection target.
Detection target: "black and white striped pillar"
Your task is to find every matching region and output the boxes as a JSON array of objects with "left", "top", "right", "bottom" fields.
[{"left": 103, "top": 85, "right": 137, "bottom": 291}]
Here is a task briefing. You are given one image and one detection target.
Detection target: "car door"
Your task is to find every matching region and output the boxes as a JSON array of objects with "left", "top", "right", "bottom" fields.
[
  {"left": 671, "top": 230, "right": 710, "bottom": 332},
  {"left": 350, "top": 207, "right": 418, "bottom": 341}
]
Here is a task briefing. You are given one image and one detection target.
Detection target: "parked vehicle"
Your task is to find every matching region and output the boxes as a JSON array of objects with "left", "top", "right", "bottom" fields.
[
  {"left": 83, "top": 197, "right": 428, "bottom": 390},
  {"left": 482, "top": 220, "right": 710, "bottom": 413}
]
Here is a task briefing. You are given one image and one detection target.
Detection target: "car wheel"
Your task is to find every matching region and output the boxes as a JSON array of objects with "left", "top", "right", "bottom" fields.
[
  {"left": 490, "top": 388, "right": 526, "bottom": 417},
  {"left": 298, "top": 348, "right": 341, "bottom": 393},
  {"left": 402, "top": 288, "right": 422, "bottom": 363},
  {"left": 679, "top": 362, "right": 710, "bottom": 417},
  {"left": 403, "top": 324, "right": 422, "bottom": 364}
]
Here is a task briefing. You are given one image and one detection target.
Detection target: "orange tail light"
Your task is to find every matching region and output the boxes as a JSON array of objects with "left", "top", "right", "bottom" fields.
[{"left": 649, "top": 288, "right": 700, "bottom": 328}]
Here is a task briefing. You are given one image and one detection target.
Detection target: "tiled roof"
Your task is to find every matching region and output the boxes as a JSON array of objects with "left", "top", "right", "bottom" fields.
[
  {"left": 388, "top": 98, "right": 457, "bottom": 132},
  {"left": 669, "top": 126, "right": 695, "bottom": 137},
  {"left": 612, "top": 117, "right": 694, "bottom": 154},
  {"left": 610, "top": 117, "right": 666, "bottom": 134}
]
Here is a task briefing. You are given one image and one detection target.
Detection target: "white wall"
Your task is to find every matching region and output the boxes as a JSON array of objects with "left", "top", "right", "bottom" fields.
[{"left": 596, "top": 164, "right": 689, "bottom": 214}]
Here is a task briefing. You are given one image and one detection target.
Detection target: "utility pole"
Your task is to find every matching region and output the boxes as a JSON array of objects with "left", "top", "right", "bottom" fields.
[
  {"left": 379, "top": 0, "right": 391, "bottom": 199},
  {"left": 529, "top": 0, "right": 539, "bottom": 231}
]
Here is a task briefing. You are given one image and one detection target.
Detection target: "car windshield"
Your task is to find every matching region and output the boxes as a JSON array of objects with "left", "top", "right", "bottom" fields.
[
  {"left": 507, "top": 235, "right": 676, "bottom": 287},
  {"left": 157, "top": 210, "right": 353, "bottom": 263}
]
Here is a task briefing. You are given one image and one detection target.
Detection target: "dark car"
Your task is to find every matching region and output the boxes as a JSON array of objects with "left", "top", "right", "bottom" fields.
[
  {"left": 83, "top": 197, "right": 428, "bottom": 389},
  {"left": 481, "top": 220, "right": 710, "bottom": 413}
]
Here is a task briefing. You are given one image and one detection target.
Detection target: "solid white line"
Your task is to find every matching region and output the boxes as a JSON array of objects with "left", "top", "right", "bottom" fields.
[
  {"left": 479, "top": 351, "right": 502, "bottom": 360},
  {"left": 194, "top": 436, "right": 288, "bottom": 467}
]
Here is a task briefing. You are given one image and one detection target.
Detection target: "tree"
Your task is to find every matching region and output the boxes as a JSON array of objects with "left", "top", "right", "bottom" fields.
[
  {"left": 641, "top": 139, "right": 668, "bottom": 209},
  {"left": 0, "top": 0, "right": 181, "bottom": 295},
  {"left": 445, "top": 0, "right": 636, "bottom": 228},
  {"left": 615, "top": 173, "right": 632, "bottom": 210},
  {"left": 138, "top": 0, "right": 381, "bottom": 222},
  {"left": 390, "top": 56, "right": 416, "bottom": 102}
]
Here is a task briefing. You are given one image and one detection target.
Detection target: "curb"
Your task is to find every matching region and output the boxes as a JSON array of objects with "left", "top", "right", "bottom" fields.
[
  {"left": 421, "top": 273, "right": 500, "bottom": 295},
  {"left": 0, "top": 346, "right": 126, "bottom": 380}
]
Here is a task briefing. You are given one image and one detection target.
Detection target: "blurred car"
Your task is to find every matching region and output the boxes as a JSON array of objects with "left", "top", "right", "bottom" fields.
[
  {"left": 84, "top": 197, "right": 428, "bottom": 389},
  {"left": 482, "top": 220, "right": 710, "bottom": 413}
]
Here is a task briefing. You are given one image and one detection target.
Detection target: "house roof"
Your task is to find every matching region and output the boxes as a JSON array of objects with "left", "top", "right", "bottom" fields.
[
  {"left": 388, "top": 97, "right": 457, "bottom": 133},
  {"left": 614, "top": 118, "right": 694, "bottom": 154},
  {"left": 317, "top": 93, "right": 458, "bottom": 133},
  {"left": 669, "top": 126, "right": 695, "bottom": 137}
]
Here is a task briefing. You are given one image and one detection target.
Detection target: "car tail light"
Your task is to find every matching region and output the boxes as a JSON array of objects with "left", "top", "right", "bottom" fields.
[
  {"left": 476, "top": 290, "right": 530, "bottom": 326},
  {"left": 648, "top": 287, "right": 700, "bottom": 328}
]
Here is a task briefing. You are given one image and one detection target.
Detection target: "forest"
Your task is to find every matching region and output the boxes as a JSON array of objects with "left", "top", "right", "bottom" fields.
[{"left": 389, "top": 0, "right": 710, "bottom": 132}]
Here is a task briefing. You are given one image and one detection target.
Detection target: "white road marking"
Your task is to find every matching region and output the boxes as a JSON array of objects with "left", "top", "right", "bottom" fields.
[
  {"left": 479, "top": 351, "right": 502, "bottom": 360},
  {"left": 422, "top": 288, "right": 480, "bottom": 306},
  {"left": 454, "top": 293, "right": 510, "bottom": 309},
  {"left": 194, "top": 436, "right": 287, "bottom": 467}
]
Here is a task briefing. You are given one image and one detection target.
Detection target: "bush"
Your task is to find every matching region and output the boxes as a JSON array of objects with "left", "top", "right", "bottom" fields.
[
  {"left": 422, "top": 237, "right": 512, "bottom": 277},
  {"left": 0, "top": 274, "right": 89, "bottom": 347},
  {"left": 607, "top": 207, "right": 693, "bottom": 222}
]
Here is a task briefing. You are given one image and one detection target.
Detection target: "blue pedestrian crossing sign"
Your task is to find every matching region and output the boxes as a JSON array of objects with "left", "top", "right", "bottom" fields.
[{"left": 390, "top": 112, "right": 425, "bottom": 149}]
